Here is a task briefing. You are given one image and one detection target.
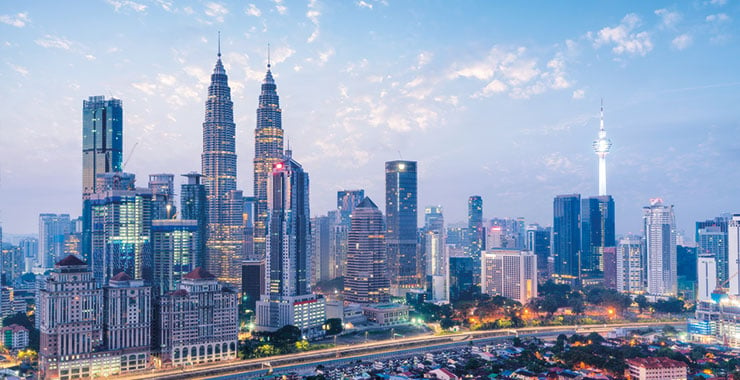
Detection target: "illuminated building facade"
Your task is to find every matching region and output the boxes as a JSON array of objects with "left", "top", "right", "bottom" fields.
[
  {"left": 729, "top": 215, "right": 740, "bottom": 296},
  {"left": 253, "top": 61, "right": 284, "bottom": 261},
  {"left": 643, "top": 199, "right": 677, "bottom": 296},
  {"left": 256, "top": 154, "right": 326, "bottom": 338},
  {"left": 553, "top": 194, "right": 581, "bottom": 283},
  {"left": 481, "top": 249, "right": 537, "bottom": 304},
  {"left": 82, "top": 96, "right": 123, "bottom": 262},
  {"left": 385, "top": 160, "right": 419, "bottom": 295},
  {"left": 39, "top": 213, "right": 71, "bottom": 270},
  {"left": 467, "top": 196, "right": 484, "bottom": 286},
  {"left": 424, "top": 206, "right": 447, "bottom": 303},
  {"left": 344, "top": 197, "right": 389, "bottom": 304},
  {"left": 180, "top": 173, "right": 207, "bottom": 268},
  {"left": 151, "top": 220, "right": 197, "bottom": 297},
  {"left": 580, "top": 195, "right": 615, "bottom": 278},
  {"left": 201, "top": 45, "right": 244, "bottom": 285},
  {"left": 617, "top": 235, "right": 644, "bottom": 293},
  {"left": 334, "top": 190, "right": 365, "bottom": 277}
]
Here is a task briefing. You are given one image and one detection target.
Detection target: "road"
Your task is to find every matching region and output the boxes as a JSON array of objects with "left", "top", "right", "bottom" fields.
[{"left": 119, "top": 321, "right": 685, "bottom": 380}]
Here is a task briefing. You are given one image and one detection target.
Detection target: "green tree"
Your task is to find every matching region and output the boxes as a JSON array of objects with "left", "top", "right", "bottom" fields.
[
  {"left": 272, "top": 325, "right": 302, "bottom": 350},
  {"left": 635, "top": 295, "right": 649, "bottom": 313},
  {"left": 323, "top": 318, "right": 343, "bottom": 335}
]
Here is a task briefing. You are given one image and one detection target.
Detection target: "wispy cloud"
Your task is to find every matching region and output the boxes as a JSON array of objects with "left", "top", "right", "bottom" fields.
[
  {"left": 271, "top": 45, "right": 295, "bottom": 64},
  {"left": 572, "top": 89, "right": 585, "bottom": 99},
  {"left": 706, "top": 13, "right": 730, "bottom": 23},
  {"left": 273, "top": 0, "right": 287, "bottom": 15},
  {"left": 589, "top": 13, "right": 653, "bottom": 56},
  {"left": 672, "top": 34, "right": 692, "bottom": 50},
  {"left": 204, "top": 2, "right": 228, "bottom": 23},
  {"left": 306, "top": 0, "right": 320, "bottom": 43},
  {"left": 0, "top": 12, "right": 30, "bottom": 28},
  {"left": 357, "top": 1, "right": 373, "bottom": 9},
  {"left": 7, "top": 63, "right": 29, "bottom": 76},
  {"left": 35, "top": 35, "right": 72, "bottom": 50},
  {"left": 245, "top": 4, "right": 261, "bottom": 17},
  {"left": 105, "top": 0, "right": 147, "bottom": 13}
]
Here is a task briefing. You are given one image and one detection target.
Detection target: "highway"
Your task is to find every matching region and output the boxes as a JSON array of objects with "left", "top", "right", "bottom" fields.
[{"left": 120, "top": 321, "right": 685, "bottom": 380}]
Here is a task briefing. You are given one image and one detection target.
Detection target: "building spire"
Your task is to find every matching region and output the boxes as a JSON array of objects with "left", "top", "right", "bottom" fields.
[
  {"left": 217, "top": 31, "right": 221, "bottom": 58},
  {"left": 267, "top": 42, "right": 271, "bottom": 69},
  {"left": 600, "top": 98, "right": 604, "bottom": 132}
]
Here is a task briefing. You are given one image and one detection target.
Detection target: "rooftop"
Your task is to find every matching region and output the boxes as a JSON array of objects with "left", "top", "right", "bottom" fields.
[
  {"left": 56, "top": 255, "right": 86, "bottom": 267},
  {"left": 183, "top": 267, "right": 216, "bottom": 280},
  {"left": 626, "top": 357, "right": 688, "bottom": 369}
]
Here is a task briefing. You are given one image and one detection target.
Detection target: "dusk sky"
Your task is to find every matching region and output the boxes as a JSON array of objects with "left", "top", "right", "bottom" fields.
[{"left": 1, "top": 0, "right": 739, "bottom": 238}]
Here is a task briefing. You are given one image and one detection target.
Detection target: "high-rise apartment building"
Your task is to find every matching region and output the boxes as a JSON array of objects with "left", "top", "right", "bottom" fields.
[
  {"left": 581, "top": 195, "right": 616, "bottom": 277},
  {"left": 151, "top": 220, "right": 197, "bottom": 297},
  {"left": 180, "top": 172, "right": 208, "bottom": 268},
  {"left": 481, "top": 249, "right": 537, "bottom": 304},
  {"left": 728, "top": 215, "right": 740, "bottom": 295},
  {"left": 423, "top": 206, "right": 447, "bottom": 303},
  {"left": 155, "top": 267, "right": 238, "bottom": 366},
  {"left": 311, "top": 215, "right": 332, "bottom": 285},
  {"left": 201, "top": 45, "right": 244, "bottom": 285},
  {"left": 344, "top": 197, "right": 389, "bottom": 304},
  {"left": 253, "top": 61, "right": 285, "bottom": 260},
  {"left": 82, "top": 96, "right": 123, "bottom": 261},
  {"left": 148, "top": 173, "right": 176, "bottom": 220},
  {"left": 616, "top": 236, "right": 644, "bottom": 293},
  {"left": 467, "top": 196, "right": 484, "bottom": 286},
  {"left": 103, "top": 273, "right": 151, "bottom": 373},
  {"left": 39, "top": 213, "right": 71, "bottom": 270},
  {"left": 385, "top": 160, "right": 419, "bottom": 294},
  {"left": 553, "top": 194, "right": 581, "bottom": 283},
  {"left": 89, "top": 172, "right": 153, "bottom": 285},
  {"left": 256, "top": 155, "right": 325, "bottom": 338},
  {"left": 334, "top": 190, "right": 365, "bottom": 278},
  {"left": 643, "top": 199, "right": 677, "bottom": 296},
  {"left": 525, "top": 224, "right": 551, "bottom": 278},
  {"left": 697, "top": 255, "right": 717, "bottom": 302}
]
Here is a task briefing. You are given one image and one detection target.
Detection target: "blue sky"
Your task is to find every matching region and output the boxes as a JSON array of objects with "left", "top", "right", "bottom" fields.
[{"left": 0, "top": 0, "right": 738, "bottom": 237}]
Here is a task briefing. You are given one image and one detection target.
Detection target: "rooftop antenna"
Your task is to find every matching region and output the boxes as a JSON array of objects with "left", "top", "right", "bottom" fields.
[
  {"left": 217, "top": 31, "right": 221, "bottom": 58},
  {"left": 398, "top": 150, "right": 403, "bottom": 159},
  {"left": 267, "top": 42, "right": 271, "bottom": 69}
]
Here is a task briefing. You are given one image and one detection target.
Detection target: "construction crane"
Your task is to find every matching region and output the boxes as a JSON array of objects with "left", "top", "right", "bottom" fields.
[{"left": 122, "top": 141, "right": 139, "bottom": 170}]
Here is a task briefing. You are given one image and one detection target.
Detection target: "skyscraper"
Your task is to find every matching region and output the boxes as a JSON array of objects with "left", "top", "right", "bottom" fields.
[
  {"left": 180, "top": 172, "right": 207, "bottom": 268},
  {"left": 643, "top": 199, "right": 677, "bottom": 296},
  {"left": 38, "top": 213, "right": 71, "bottom": 270},
  {"left": 467, "top": 196, "right": 484, "bottom": 278},
  {"left": 333, "top": 190, "right": 365, "bottom": 278},
  {"left": 616, "top": 235, "right": 644, "bottom": 293},
  {"left": 423, "top": 206, "right": 447, "bottom": 303},
  {"left": 553, "top": 194, "right": 581, "bottom": 283},
  {"left": 148, "top": 173, "right": 176, "bottom": 220},
  {"left": 697, "top": 255, "right": 717, "bottom": 301},
  {"left": 580, "top": 195, "right": 615, "bottom": 277},
  {"left": 481, "top": 249, "right": 537, "bottom": 304},
  {"left": 593, "top": 101, "right": 612, "bottom": 197},
  {"left": 150, "top": 220, "right": 197, "bottom": 297},
  {"left": 253, "top": 59, "right": 285, "bottom": 260},
  {"left": 201, "top": 42, "right": 244, "bottom": 285},
  {"left": 82, "top": 96, "right": 123, "bottom": 261},
  {"left": 256, "top": 154, "right": 325, "bottom": 338},
  {"left": 344, "top": 197, "right": 389, "bottom": 304},
  {"left": 311, "top": 215, "right": 332, "bottom": 285},
  {"left": 696, "top": 216, "right": 729, "bottom": 285},
  {"left": 385, "top": 160, "right": 419, "bottom": 295},
  {"left": 728, "top": 215, "right": 740, "bottom": 295},
  {"left": 525, "top": 224, "right": 551, "bottom": 278}
]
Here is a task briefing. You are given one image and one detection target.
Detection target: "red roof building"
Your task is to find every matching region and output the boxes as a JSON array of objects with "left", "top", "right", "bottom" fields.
[{"left": 626, "top": 357, "right": 687, "bottom": 380}]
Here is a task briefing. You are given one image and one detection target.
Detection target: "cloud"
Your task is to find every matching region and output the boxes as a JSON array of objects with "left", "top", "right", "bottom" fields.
[
  {"left": 245, "top": 4, "right": 261, "bottom": 17},
  {"left": 132, "top": 82, "right": 157, "bottom": 95},
  {"left": 709, "top": 0, "right": 727, "bottom": 5},
  {"left": 35, "top": 35, "right": 73, "bottom": 50},
  {"left": 706, "top": 13, "right": 730, "bottom": 23},
  {"left": 154, "top": 0, "right": 174, "bottom": 12},
  {"left": 273, "top": 0, "right": 287, "bottom": 15},
  {"left": 357, "top": 1, "right": 373, "bottom": 9},
  {"left": 106, "top": 0, "right": 147, "bottom": 13},
  {"left": 306, "top": 0, "right": 320, "bottom": 43},
  {"left": 572, "top": 89, "right": 585, "bottom": 99},
  {"left": 415, "top": 51, "right": 432, "bottom": 70},
  {"left": 590, "top": 13, "right": 653, "bottom": 56},
  {"left": 204, "top": 2, "right": 228, "bottom": 23},
  {"left": 0, "top": 12, "right": 30, "bottom": 28},
  {"left": 318, "top": 47, "right": 334, "bottom": 65},
  {"left": 271, "top": 45, "right": 295, "bottom": 64},
  {"left": 7, "top": 63, "right": 29, "bottom": 76},
  {"left": 450, "top": 46, "right": 571, "bottom": 99},
  {"left": 157, "top": 73, "right": 177, "bottom": 86},
  {"left": 672, "top": 34, "right": 693, "bottom": 50},
  {"left": 654, "top": 8, "right": 681, "bottom": 28}
]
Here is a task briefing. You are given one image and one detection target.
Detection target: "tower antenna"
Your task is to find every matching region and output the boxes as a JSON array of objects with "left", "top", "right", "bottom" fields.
[
  {"left": 267, "top": 42, "right": 271, "bottom": 69},
  {"left": 217, "top": 31, "right": 221, "bottom": 58}
]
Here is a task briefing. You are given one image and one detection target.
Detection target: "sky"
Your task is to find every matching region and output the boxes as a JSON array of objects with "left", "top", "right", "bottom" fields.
[{"left": 0, "top": 0, "right": 739, "bottom": 238}]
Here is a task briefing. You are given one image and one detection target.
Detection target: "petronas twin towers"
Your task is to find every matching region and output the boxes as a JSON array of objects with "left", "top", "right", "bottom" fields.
[{"left": 201, "top": 42, "right": 284, "bottom": 284}]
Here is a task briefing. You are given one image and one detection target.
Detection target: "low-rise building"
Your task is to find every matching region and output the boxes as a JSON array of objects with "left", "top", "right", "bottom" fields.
[
  {"left": 361, "top": 303, "right": 409, "bottom": 326},
  {"left": 626, "top": 357, "right": 687, "bottom": 380},
  {"left": 1, "top": 324, "right": 28, "bottom": 350}
]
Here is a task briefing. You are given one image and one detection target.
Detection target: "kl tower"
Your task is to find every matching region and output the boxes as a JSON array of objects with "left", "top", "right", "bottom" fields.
[{"left": 593, "top": 101, "right": 612, "bottom": 196}]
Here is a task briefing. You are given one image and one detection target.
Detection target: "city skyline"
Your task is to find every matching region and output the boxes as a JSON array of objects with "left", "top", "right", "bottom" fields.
[{"left": 1, "top": 1, "right": 739, "bottom": 236}]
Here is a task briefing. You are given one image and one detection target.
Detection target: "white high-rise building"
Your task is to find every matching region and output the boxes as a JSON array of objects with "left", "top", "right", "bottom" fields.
[
  {"left": 481, "top": 249, "right": 537, "bottom": 304},
  {"left": 643, "top": 199, "right": 677, "bottom": 296},
  {"left": 728, "top": 215, "right": 740, "bottom": 295},
  {"left": 617, "top": 236, "right": 644, "bottom": 293},
  {"left": 592, "top": 101, "right": 612, "bottom": 197},
  {"left": 697, "top": 255, "right": 717, "bottom": 302}
]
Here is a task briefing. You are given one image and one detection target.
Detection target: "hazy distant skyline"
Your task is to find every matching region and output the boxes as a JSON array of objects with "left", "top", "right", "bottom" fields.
[{"left": 1, "top": 1, "right": 738, "bottom": 237}]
